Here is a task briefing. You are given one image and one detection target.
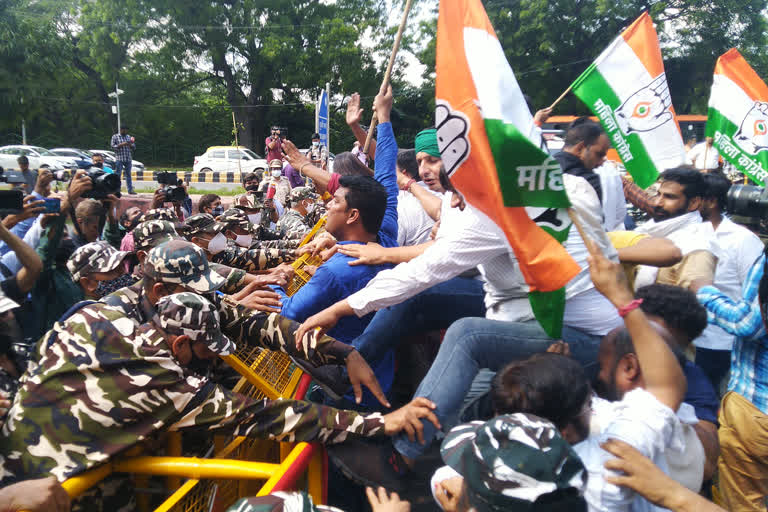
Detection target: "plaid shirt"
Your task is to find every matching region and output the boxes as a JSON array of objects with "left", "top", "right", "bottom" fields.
[
  {"left": 621, "top": 176, "right": 655, "bottom": 215},
  {"left": 110, "top": 133, "right": 135, "bottom": 162},
  {"left": 697, "top": 252, "right": 768, "bottom": 413}
]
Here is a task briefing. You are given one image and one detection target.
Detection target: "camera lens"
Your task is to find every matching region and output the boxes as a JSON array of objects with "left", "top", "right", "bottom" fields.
[{"left": 727, "top": 185, "right": 768, "bottom": 219}]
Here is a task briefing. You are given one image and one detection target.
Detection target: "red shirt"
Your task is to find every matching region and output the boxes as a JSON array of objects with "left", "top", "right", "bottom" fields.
[{"left": 265, "top": 137, "right": 283, "bottom": 163}]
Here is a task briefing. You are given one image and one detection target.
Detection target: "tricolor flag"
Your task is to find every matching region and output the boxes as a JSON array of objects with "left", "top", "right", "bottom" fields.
[
  {"left": 436, "top": 0, "right": 580, "bottom": 337},
  {"left": 570, "top": 12, "right": 686, "bottom": 188},
  {"left": 706, "top": 48, "right": 768, "bottom": 186}
]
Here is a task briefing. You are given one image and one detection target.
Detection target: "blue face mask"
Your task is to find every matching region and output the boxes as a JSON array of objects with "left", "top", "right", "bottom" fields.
[{"left": 211, "top": 205, "right": 224, "bottom": 217}]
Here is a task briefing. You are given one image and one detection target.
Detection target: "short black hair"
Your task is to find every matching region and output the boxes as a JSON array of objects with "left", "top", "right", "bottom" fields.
[
  {"left": 16, "top": 156, "right": 28, "bottom": 165},
  {"left": 242, "top": 171, "right": 260, "bottom": 184},
  {"left": 636, "top": 284, "right": 708, "bottom": 343},
  {"left": 396, "top": 149, "right": 419, "bottom": 180},
  {"left": 491, "top": 353, "right": 590, "bottom": 431},
  {"left": 564, "top": 117, "right": 604, "bottom": 148},
  {"left": 338, "top": 175, "right": 387, "bottom": 235},
  {"left": 198, "top": 194, "right": 221, "bottom": 213},
  {"left": 659, "top": 166, "right": 706, "bottom": 200},
  {"left": 702, "top": 172, "right": 731, "bottom": 212},
  {"left": 311, "top": 132, "right": 320, "bottom": 139}
]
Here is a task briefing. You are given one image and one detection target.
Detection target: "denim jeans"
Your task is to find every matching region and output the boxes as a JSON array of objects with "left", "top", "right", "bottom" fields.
[
  {"left": 114, "top": 160, "right": 133, "bottom": 192},
  {"left": 393, "top": 317, "right": 602, "bottom": 459},
  {"left": 353, "top": 277, "right": 486, "bottom": 371}
]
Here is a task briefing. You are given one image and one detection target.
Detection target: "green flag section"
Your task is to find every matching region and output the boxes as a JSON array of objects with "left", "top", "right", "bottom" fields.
[
  {"left": 570, "top": 12, "right": 686, "bottom": 189},
  {"left": 436, "top": 0, "right": 581, "bottom": 338},
  {"left": 706, "top": 48, "right": 768, "bottom": 186}
]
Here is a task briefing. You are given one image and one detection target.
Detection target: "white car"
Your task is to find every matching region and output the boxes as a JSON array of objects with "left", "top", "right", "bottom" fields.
[
  {"left": 193, "top": 146, "right": 268, "bottom": 174},
  {"left": 92, "top": 150, "right": 145, "bottom": 171},
  {"left": 0, "top": 145, "right": 76, "bottom": 171}
]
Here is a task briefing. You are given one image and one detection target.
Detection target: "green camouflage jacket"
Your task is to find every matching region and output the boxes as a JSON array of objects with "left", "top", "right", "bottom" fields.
[
  {"left": 276, "top": 210, "right": 311, "bottom": 240},
  {"left": 0, "top": 303, "right": 383, "bottom": 485},
  {"left": 102, "top": 280, "right": 355, "bottom": 366},
  {"left": 212, "top": 245, "right": 294, "bottom": 273}
]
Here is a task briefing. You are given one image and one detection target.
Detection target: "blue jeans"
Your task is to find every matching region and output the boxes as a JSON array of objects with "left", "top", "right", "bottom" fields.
[
  {"left": 114, "top": 160, "right": 133, "bottom": 192},
  {"left": 353, "top": 277, "right": 486, "bottom": 373},
  {"left": 393, "top": 317, "right": 602, "bottom": 459}
]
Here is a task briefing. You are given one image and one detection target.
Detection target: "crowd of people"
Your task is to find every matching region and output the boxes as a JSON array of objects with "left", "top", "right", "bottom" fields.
[{"left": 0, "top": 81, "right": 763, "bottom": 512}]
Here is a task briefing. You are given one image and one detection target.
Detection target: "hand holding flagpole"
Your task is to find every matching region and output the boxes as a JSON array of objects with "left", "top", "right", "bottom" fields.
[{"left": 362, "top": 0, "right": 415, "bottom": 156}]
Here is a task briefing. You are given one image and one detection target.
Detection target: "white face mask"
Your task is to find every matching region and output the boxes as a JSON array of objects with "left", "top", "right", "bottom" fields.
[
  {"left": 312, "top": 141, "right": 319, "bottom": 147},
  {"left": 304, "top": 201, "right": 316, "bottom": 213},
  {"left": 205, "top": 232, "right": 228, "bottom": 255},
  {"left": 430, "top": 465, "right": 461, "bottom": 510},
  {"left": 248, "top": 213, "right": 261, "bottom": 224},
  {"left": 271, "top": 169, "right": 282, "bottom": 178},
  {"left": 234, "top": 233, "right": 253, "bottom": 248}
]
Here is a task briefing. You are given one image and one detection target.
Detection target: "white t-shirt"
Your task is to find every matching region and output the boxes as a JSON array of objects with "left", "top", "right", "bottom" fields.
[
  {"left": 686, "top": 142, "right": 720, "bottom": 169},
  {"left": 694, "top": 217, "right": 765, "bottom": 350},
  {"left": 595, "top": 163, "right": 627, "bottom": 231},
  {"left": 396, "top": 183, "right": 437, "bottom": 247},
  {"left": 575, "top": 389, "right": 686, "bottom": 511}
]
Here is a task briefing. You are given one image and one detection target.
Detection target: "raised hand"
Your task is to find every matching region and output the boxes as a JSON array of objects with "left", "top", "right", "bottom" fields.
[{"left": 346, "top": 92, "right": 364, "bottom": 127}]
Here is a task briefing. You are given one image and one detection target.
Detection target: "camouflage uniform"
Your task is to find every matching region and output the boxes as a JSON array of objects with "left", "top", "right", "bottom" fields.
[
  {"left": 138, "top": 208, "right": 178, "bottom": 224},
  {"left": 103, "top": 240, "right": 356, "bottom": 367},
  {"left": 66, "top": 241, "right": 131, "bottom": 282},
  {"left": 0, "top": 292, "right": 384, "bottom": 488},
  {"left": 228, "top": 491, "right": 342, "bottom": 512},
  {"left": 213, "top": 243, "right": 294, "bottom": 272}
]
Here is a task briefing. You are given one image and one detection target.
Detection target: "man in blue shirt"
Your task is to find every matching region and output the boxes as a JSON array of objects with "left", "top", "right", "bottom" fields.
[{"left": 274, "top": 84, "right": 398, "bottom": 408}]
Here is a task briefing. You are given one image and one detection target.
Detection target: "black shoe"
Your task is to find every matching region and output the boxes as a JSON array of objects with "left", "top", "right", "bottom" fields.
[{"left": 328, "top": 438, "right": 409, "bottom": 492}]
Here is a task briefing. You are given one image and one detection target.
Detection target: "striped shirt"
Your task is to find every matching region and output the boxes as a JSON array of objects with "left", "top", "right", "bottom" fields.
[
  {"left": 697, "top": 253, "right": 768, "bottom": 413},
  {"left": 110, "top": 133, "right": 135, "bottom": 162}
]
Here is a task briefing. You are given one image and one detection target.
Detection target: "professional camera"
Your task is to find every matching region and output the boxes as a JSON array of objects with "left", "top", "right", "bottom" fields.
[
  {"left": 0, "top": 190, "right": 24, "bottom": 215},
  {"left": 156, "top": 171, "right": 186, "bottom": 203},
  {"left": 727, "top": 184, "right": 768, "bottom": 237},
  {"left": 82, "top": 169, "right": 121, "bottom": 199},
  {"left": 0, "top": 168, "right": 27, "bottom": 185}
]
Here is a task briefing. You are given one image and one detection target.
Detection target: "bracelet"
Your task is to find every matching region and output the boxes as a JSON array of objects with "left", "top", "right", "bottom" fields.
[
  {"left": 617, "top": 298, "right": 643, "bottom": 318},
  {"left": 401, "top": 178, "right": 416, "bottom": 191},
  {"left": 299, "top": 163, "right": 311, "bottom": 176}
]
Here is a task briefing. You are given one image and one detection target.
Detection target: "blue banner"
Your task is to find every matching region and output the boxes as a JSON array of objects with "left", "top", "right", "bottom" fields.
[{"left": 317, "top": 90, "right": 329, "bottom": 150}]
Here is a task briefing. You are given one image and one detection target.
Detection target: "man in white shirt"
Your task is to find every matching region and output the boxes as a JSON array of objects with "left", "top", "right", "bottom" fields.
[
  {"left": 695, "top": 172, "right": 764, "bottom": 391},
  {"left": 395, "top": 149, "right": 438, "bottom": 247},
  {"left": 686, "top": 137, "right": 720, "bottom": 170}
]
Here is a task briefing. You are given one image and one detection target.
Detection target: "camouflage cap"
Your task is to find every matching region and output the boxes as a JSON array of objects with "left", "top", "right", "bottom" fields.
[
  {"left": 233, "top": 193, "right": 263, "bottom": 210},
  {"left": 289, "top": 186, "right": 318, "bottom": 203},
  {"left": 217, "top": 208, "right": 251, "bottom": 231},
  {"left": 139, "top": 208, "right": 178, "bottom": 224},
  {"left": 134, "top": 220, "right": 181, "bottom": 252},
  {"left": 67, "top": 241, "right": 130, "bottom": 282},
  {"left": 143, "top": 239, "right": 227, "bottom": 293},
  {"left": 184, "top": 213, "right": 226, "bottom": 238},
  {"left": 154, "top": 292, "right": 235, "bottom": 356},
  {"left": 440, "top": 413, "right": 586, "bottom": 511}
]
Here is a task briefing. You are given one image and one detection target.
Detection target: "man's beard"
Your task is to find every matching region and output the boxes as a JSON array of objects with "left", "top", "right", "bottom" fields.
[
  {"left": 593, "top": 369, "right": 622, "bottom": 402},
  {"left": 652, "top": 202, "right": 689, "bottom": 222}
]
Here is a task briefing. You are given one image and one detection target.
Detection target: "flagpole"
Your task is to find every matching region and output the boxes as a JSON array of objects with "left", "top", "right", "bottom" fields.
[
  {"left": 547, "top": 84, "right": 573, "bottom": 111},
  {"left": 566, "top": 208, "right": 592, "bottom": 251},
  {"left": 363, "top": 0, "right": 414, "bottom": 156}
]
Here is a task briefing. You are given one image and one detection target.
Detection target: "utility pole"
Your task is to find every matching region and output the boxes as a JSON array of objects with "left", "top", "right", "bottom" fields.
[
  {"left": 20, "top": 95, "right": 26, "bottom": 145},
  {"left": 108, "top": 82, "right": 125, "bottom": 131}
]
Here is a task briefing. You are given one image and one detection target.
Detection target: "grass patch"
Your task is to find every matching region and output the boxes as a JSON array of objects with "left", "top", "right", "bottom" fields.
[{"left": 124, "top": 185, "right": 244, "bottom": 196}]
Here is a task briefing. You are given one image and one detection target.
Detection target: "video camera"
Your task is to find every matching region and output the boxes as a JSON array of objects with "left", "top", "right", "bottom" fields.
[
  {"left": 156, "top": 171, "right": 186, "bottom": 202},
  {"left": 0, "top": 168, "right": 27, "bottom": 185},
  {"left": 82, "top": 169, "right": 121, "bottom": 199},
  {"left": 727, "top": 184, "right": 768, "bottom": 237}
]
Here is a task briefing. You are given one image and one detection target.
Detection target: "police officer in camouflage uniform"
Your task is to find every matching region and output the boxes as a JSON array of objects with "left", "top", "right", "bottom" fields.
[
  {"left": 102, "top": 240, "right": 390, "bottom": 404},
  {"left": 0, "top": 292, "right": 438, "bottom": 491},
  {"left": 277, "top": 187, "right": 317, "bottom": 241},
  {"left": 66, "top": 241, "right": 136, "bottom": 298},
  {"left": 185, "top": 213, "right": 294, "bottom": 273}
]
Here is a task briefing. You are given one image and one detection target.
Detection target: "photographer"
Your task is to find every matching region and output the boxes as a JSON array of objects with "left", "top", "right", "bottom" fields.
[
  {"left": 265, "top": 125, "right": 284, "bottom": 163},
  {"left": 0, "top": 168, "right": 51, "bottom": 257},
  {"left": 151, "top": 173, "right": 192, "bottom": 221}
]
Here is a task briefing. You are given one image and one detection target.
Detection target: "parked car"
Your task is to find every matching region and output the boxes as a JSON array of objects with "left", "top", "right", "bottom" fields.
[
  {"left": 0, "top": 145, "right": 75, "bottom": 171},
  {"left": 193, "top": 146, "right": 268, "bottom": 174},
  {"left": 95, "top": 150, "right": 145, "bottom": 172},
  {"left": 49, "top": 148, "right": 94, "bottom": 169}
]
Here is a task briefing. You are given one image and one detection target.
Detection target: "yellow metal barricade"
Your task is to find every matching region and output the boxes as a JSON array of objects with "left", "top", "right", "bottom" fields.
[{"left": 285, "top": 217, "right": 327, "bottom": 296}]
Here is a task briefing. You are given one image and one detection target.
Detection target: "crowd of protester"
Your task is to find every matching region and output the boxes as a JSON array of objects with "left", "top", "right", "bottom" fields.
[{"left": 0, "top": 82, "right": 764, "bottom": 512}]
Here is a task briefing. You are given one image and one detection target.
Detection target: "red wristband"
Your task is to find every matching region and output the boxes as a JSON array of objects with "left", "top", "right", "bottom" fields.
[
  {"left": 401, "top": 178, "right": 416, "bottom": 191},
  {"left": 618, "top": 298, "right": 643, "bottom": 318}
]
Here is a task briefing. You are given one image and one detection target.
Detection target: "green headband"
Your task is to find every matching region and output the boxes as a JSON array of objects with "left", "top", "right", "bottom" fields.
[{"left": 415, "top": 128, "right": 441, "bottom": 158}]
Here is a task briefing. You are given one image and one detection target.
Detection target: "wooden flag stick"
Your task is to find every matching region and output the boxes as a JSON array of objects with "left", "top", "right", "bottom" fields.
[
  {"left": 232, "top": 111, "right": 242, "bottom": 175},
  {"left": 362, "top": 0, "right": 415, "bottom": 155},
  {"left": 547, "top": 84, "right": 573, "bottom": 111},
  {"left": 567, "top": 207, "right": 595, "bottom": 253}
]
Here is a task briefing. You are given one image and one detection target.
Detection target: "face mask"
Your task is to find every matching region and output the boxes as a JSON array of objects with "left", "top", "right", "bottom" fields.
[
  {"left": 205, "top": 232, "right": 228, "bottom": 255},
  {"left": 245, "top": 183, "right": 260, "bottom": 192},
  {"left": 94, "top": 162, "right": 103, "bottom": 168},
  {"left": 211, "top": 205, "right": 224, "bottom": 217},
  {"left": 271, "top": 170, "right": 282, "bottom": 178},
  {"left": 430, "top": 465, "right": 461, "bottom": 511},
  {"left": 247, "top": 213, "right": 261, "bottom": 224},
  {"left": 312, "top": 141, "right": 319, "bottom": 147},
  {"left": 235, "top": 233, "right": 253, "bottom": 248},
  {"left": 305, "top": 202, "right": 316, "bottom": 214}
]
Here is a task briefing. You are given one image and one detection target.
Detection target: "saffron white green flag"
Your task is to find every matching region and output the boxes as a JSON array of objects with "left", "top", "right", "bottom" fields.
[
  {"left": 570, "top": 12, "right": 686, "bottom": 188},
  {"left": 436, "top": 0, "right": 580, "bottom": 337},
  {"left": 706, "top": 48, "right": 768, "bottom": 186}
]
